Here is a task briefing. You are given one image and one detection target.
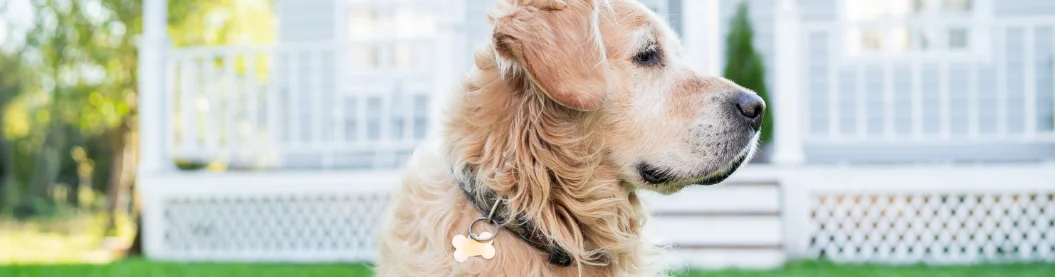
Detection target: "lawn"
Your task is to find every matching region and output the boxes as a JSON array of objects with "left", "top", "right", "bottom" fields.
[
  {"left": 0, "top": 214, "right": 136, "bottom": 264},
  {"left": 0, "top": 260, "right": 1052, "bottom": 277},
  {"left": 683, "top": 262, "right": 1055, "bottom": 277}
]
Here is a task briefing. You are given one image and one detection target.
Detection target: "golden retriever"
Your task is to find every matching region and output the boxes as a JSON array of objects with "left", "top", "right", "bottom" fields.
[{"left": 377, "top": 0, "right": 765, "bottom": 276}]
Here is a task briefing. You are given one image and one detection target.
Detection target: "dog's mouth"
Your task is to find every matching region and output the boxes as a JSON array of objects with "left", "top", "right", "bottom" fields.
[
  {"left": 637, "top": 154, "right": 747, "bottom": 186},
  {"left": 692, "top": 154, "right": 749, "bottom": 185},
  {"left": 637, "top": 136, "right": 758, "bottom": 187}
]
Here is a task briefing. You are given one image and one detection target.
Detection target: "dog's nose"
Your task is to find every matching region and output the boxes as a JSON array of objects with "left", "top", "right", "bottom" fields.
[{"left": 735, "top": 92, "right": 765, "bottom": 130}]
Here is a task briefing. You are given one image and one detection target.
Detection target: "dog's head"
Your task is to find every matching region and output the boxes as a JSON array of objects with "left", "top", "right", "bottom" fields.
[{"left": 490, "top": 0, "right": 765, "bottom": 195}]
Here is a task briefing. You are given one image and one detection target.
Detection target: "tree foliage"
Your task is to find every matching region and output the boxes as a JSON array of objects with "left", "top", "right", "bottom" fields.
[
  {"left": 0, "top": 50, "right": 25, "bottom": 211},
  {"left": 0, "top": 0, "right": 273, "bottom": 222},
  {"left": 723, "top": 1, "right": 773, "bottom": 143}
]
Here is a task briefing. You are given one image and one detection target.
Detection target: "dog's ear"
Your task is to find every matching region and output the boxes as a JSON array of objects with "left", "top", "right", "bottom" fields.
[{"left": 492, "top": 0, "right": 609, "bottom": 111}]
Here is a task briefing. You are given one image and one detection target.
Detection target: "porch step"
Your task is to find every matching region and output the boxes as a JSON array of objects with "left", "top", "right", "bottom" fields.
[
  {"left": 640, "top": 181, "right": 785, "bottom": 269},
  {"left": 665, "top": 248, "right": 786, "bottom": 270}
]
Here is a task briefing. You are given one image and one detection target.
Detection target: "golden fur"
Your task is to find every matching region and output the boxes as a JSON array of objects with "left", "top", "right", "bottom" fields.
[{"left": 377, "top": 0, "right": 761, "bottom": 276}]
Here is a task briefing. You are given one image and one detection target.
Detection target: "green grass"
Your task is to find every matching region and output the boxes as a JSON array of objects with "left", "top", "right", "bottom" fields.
[
  {"left": 0, "top": 260, "right": 1052, "bottom": 277},
  {"left": 681, "top": 262, "right": 1055, "bottom": 277},
  {"left": 0, "top": 259, "right": 373, "bottom": 277},
  {"left": 1, "top": 214, "right": 136, "bottom": 264}
]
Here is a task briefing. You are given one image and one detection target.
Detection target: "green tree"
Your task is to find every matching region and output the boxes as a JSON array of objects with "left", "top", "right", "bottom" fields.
[
  {"left": 723, "top": 1, "right": 773, "bottom": 143},
  {"left": 0, "top": 53, "right": 24, "bottom": 212},
  {"left": 169, "top": 0, "right": 275, "bottom": 47},
  {"left": 2, "top": 0, "right": 274, "bottom": 256},
  {"left": 21, "top": 0, "right": 86, "bottom": 211},
  {"left": 0, "top": 2, "right": 21, "bottom": 212}
]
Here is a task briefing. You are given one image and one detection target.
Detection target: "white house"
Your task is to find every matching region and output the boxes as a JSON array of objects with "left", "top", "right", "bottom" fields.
[{"left": 137, "top": 0, "right": 1055, "bottom": 269}]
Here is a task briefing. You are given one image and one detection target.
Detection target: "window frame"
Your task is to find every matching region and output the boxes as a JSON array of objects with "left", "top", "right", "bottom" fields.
[{"left": 838, "top": 0, "right": 993, "bottom": 62}]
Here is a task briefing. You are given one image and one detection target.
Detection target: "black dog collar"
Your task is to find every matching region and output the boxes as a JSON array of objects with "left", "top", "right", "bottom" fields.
[{"left": 455, "top": 167, "right": 575, "bottom": 267}]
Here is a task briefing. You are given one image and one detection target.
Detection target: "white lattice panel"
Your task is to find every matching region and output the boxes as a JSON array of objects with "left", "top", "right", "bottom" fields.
[
  {"left": 161, "top": 192, "right": 390, "bottom": 261},
  {"left": 141, "top": 171, "right": 402, "bottom": 262},
  {"left": 808, "top": 191, "right": 1055, "bottom": 264},
  {"left": 162, "top": 193, "right": 394, "bottom": 263}
]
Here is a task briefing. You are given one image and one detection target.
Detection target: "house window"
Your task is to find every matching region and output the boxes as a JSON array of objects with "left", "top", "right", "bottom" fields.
[
  {"left": 346, "top": 3, "right": 437, "bottom": 69},
  {"left": 843, "top": 0, "right": 984, "bottom": 58}
]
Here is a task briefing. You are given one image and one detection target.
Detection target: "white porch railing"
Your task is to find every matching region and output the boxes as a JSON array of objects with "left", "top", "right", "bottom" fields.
[
  {"left": 156, "top": 0, "right": 466, "bottom": 170},
  {"left": 773, "top": 11, "right": 1055, "bottom": 163},
  {"left": 157, "top": 2, "right": 1055, "bottom": 168},
  {"left": 165, "top": 42, "right": 436, "bottom": 169},
  {"left": 801, "top": 18, "right": 1055, "bottom": 143}
]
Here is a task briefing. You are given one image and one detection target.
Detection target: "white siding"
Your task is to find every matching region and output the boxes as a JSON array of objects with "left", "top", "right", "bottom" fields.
[
  {"left": 798, "top": 0, "right": 837, "bottom": 21},
  {"left": 995, "top": 0, "right": 1055, "bottom": 16},
  {"left": 275, "top": 0, "right": 338, "bottom": 42}
]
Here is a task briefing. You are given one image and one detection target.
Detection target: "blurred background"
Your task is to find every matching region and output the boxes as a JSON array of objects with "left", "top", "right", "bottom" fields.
[{"left": 0, "top": 0, "right": 1053, "bottom": 276}]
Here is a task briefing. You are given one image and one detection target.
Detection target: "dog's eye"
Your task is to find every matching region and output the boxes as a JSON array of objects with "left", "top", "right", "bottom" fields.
[{"left": 633, "top": 48, "right": 661, "bottom": 66}]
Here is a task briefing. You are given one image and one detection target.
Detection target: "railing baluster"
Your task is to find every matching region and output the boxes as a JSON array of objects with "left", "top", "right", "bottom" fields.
[
  {"left": 968, "top": 63, "right": 979, "bottom": 138},
  {"left": 379, "top": 69, "right": 393, "bottom": 148},
  {"left": 402, "top": 82, "right": 415, "bottom": 143},
  {"left": 245, "top": 53, "right": 259, "bottom": 153},
  {"left": 182, "top": 58, "right": 197, "bottom": 156},
  {"left": 356, "top": 70, "right": 369, "bottom": 143},
  {"left": 940, "top": 62, "right": 950, "bottom": 139},
  {"left": 997, "top": 28, "right": 1008, "bottom": 137},
  {"left": 1024, "top": 26, "right": 1037, "bottom": 138},
  {"left": 223, "top": 54, "right": 237, "bottom": 153},
  {"left": 828, "top": 31, "right": 839, "bottom": 139},
  {"left": 203, "top": 56, "right": 219, "bottom": 153},
  {"left": 884, "top": 61, "right": 895, "bottom": 139},
  {"left": 378, "top": 78, "right": 392, "bottom": 143},
  {"left": 267, "top": 51, "right": 281, "bottom": 166},
  {"left": 333, "top": 47, "right": 346, "bottom": 148},
  {"left": 912, "top": 60, "right": 923, "bottom": 138},
  {"left": 403, "top": 41, "right": 420, "bottom": 142},
  {"left": 312, "top": 50, "right": 324, "bottom": 147},
  {"left": 289, "top": 52, "right": 301, "bottom": 147},
  {"left": 856, "top": 64, "right": 866, "bottom": 139}
]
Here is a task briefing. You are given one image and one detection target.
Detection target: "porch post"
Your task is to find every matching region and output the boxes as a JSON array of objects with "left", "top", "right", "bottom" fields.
[
  {"left": 770, "top": 0, "right": 806, "bottom": 165},
  {"left": 681, "top": 0, "right": 722, "bottom": 75},
  {"left": 138, "top": 0, "right": 169, "bottom": 173},
  {"left": 137, "top": 0, "right": 168, "bottom": 259}
]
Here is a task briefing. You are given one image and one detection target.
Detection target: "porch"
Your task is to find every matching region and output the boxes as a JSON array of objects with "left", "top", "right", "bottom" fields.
[
  {"left": 138, "top": 164, "right": 1055, "bottom": 268},
  {"left": 135, "top": 0, "right": 1055, "bottom": 269}
]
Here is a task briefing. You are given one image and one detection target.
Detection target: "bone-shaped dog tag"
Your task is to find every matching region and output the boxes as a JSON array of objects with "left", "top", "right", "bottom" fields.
[{"left": 452, "top": 233, "right": 496, "bottom": 262}]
